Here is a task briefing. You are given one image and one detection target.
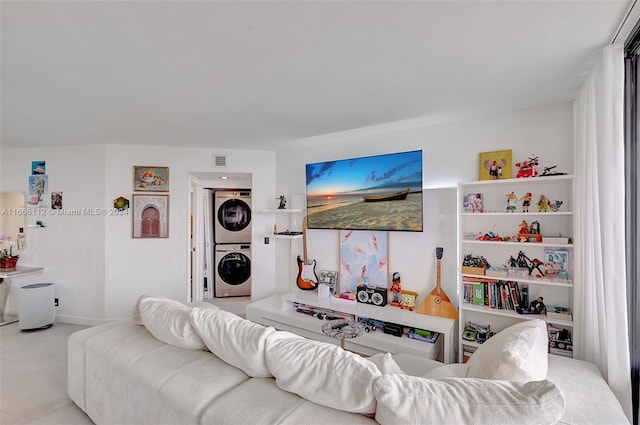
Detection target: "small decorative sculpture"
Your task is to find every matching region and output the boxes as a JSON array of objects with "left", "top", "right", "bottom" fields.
[
  {"left": 390, "top": 272, "right": 402, "bottom": 307},
  {"left": 537, "top": 194, "right": 549, "bottom": 212},
  {"left": 529, "top": 297, "right": 546, "bottom": 314},
  {"left": 549, "top": 200, "right": 563, "bottom": 212},
  {"left": 506, "top": 192, "right": 517, "bottom": 212},
  {"left": 277, "top": 195, "right": 287, "bottom": 209},
  {"left": 519, "top": 192, "right": 532, "bottom": 212}
]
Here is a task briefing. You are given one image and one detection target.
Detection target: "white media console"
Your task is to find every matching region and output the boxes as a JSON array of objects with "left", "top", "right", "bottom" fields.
[{"left": 246, "top": 291, "right": 457, "bottom": 363}]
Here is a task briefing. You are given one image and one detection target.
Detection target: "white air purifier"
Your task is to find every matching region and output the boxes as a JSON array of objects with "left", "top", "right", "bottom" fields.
[{"left": 19, "top": 283, "right": 55, "bottom": 330}]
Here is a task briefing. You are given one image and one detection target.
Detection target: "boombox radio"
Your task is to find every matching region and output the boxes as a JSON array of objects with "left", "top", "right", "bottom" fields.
[{"left": 356, "top": 284, "right": 388, "bottom": 307}]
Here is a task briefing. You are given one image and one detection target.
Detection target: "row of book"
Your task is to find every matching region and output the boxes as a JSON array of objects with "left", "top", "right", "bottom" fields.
[{"left": 462, "top": 277, "right": 529, "bottom": 312}]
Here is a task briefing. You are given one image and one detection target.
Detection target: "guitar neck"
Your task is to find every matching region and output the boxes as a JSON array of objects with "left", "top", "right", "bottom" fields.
[
  {"left": 302, "top": 215, "right": 309, "bottom": 264},
  {"left": 436, "top": 259, "right": 442, "bottom": 289}
]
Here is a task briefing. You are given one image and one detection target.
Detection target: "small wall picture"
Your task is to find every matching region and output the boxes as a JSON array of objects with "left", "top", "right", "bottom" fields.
[
  {"left": 463, "top": 193, "right": 484, "bottom": 213},
  {"left": 28, "top": 175, "right": 48, "bottom": 207},
  {"left": 478, "top": 149, "right": 512, "bottom": 180},
  {"left": 132, "top": 194, "right": 169, "bottom": 238},
  {"left": 51, "top": 192, "right": 63, "bottom": 209},
  {"left": 32, "top": 161, "right": 46, "bottom": 175},
  {"left": 133, "top": 166, "right": 169, "bottom": 192}
]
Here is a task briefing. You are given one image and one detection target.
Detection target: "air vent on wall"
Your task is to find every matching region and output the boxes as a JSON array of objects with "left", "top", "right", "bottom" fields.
[{"left": 214, "top": 154, "right": 227, "bottom": 167}]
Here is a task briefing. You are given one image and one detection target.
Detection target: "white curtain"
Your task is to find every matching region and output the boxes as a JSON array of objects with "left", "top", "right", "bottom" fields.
[{"left": 574, "top": 44, "right": 632, "bottom": 420}]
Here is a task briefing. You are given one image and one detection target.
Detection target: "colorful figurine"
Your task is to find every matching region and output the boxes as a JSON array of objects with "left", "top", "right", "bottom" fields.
[
  {"left": 519, "top": 192, "right": 532, "bottom": 212},
  {"left": 537, "top": 194, "right": 549, "bottom": 212},
  {"left": 399, "top": 290, "right": 418, "bottom": 311},
  {"left": 519, "top": 220, "right": 529, "bottom": 235},
  {"left": 390, "top": 272, "right": 402, "bottom": 307},
  {"left": 549, "top": 200, "right": 563, "bottom": 212},
  {"left": 515, "top": 156, "right": 539, "bottom": 178},
  {"left": 506, "top": 192, "right": 518, "bottom": 212}
]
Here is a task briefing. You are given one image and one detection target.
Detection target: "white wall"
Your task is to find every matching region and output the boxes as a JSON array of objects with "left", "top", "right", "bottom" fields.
[
  {"left": 0, "top": 102, "right": 573, "bottom": 323},
  {"left": 1, "top": 144, "right": 276, "bottom": 323},
  {"left": 274, "top": 102, "right": 574, "bottom": 307}
]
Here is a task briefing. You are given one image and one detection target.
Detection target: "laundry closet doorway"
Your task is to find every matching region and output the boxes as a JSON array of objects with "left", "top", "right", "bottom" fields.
[{"left": 188, "top": 172, "right": 253, "bottom": 306}]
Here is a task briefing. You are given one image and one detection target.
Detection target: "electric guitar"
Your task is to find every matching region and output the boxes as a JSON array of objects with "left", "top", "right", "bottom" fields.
[{"left": 296, "top": 216, "right": 319, "bottom": 290}]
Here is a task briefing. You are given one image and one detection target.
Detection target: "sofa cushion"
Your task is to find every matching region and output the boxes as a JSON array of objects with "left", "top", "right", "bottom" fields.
[
  {"left": 265, "top": 331, "right": 381, "bottom": 414},
  {"left": 190, "top": 307, "right": 274, "bottom": 377},
  {"left": 367, "top": 353, "right": 405, "bottom": 375},
  {"left": 373, "top": 374, "right": 566, "bottom": 425},
  {"left": 132, "top": 294, "right": 219, "bottom": 325},
  {"left": 138, "top": 297, "right": 205, "bottom": 349},
  {"left": 422, "top": 363, "right": 469, "bottom": 379},
  {"left": 466, "top": 319, "right": 548, "bottom": 382}
]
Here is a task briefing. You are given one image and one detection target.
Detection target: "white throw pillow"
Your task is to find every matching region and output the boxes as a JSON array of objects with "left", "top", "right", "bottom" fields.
[
  {"left": 367, "top": 353, "right": 406, "bottom": 375},
  {"left": 138, "top": 297, "right": 205, "bottom": 349},
  {"left": 466, "top": 319, "right": 548, "bottom": 382},
  {"left": 265, "top": 331, "right": 381, "bottom": 414},
  {"left": 189, "top": 308, "right": 274, "bottom": 377},
  {"left": 373, "top": 374, "right": 565, "bottom": 425}
]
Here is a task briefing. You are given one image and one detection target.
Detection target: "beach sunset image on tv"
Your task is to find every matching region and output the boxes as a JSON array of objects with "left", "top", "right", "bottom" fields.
[{"left": 306, "top": 150, "right": 423, "bottom": 231}]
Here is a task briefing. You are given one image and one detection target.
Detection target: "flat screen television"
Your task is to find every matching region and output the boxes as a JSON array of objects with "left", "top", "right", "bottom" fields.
[{"left": 305, "top": 150, "right": 423, "bottom": 231}]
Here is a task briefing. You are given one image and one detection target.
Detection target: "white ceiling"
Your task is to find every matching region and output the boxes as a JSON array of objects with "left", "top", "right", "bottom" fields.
[{"left": 0, "top": 0, "right": 632, "bottom": 150}]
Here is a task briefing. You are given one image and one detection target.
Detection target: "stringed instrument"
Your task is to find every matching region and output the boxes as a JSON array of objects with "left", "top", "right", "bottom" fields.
[
  {"left": 296, "top": 216, "right": 319, "bottom": 290},
  {"left": 417, "top": 247, "right": 459, "bottom": 319}
]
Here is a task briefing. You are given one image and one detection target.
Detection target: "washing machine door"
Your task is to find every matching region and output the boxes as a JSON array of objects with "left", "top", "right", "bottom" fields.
[
  {"left": 217, "top": 198, "right": 252, "bottom": 233},
  {"left": 218, "top": 252, "right": 251, "bottom": 285}
]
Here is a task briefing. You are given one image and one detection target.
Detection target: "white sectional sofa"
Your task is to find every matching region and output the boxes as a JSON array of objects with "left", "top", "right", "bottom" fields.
[{"left": 67, "top": 296, "right": 630, "bottom": 425}]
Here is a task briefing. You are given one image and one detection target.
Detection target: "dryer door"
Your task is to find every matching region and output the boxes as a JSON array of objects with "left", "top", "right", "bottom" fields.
[
  {"left": 217, "top": 199, "right": 252, "bottom": 233},
  {"left": 217, "top": 252, "right": 251, "bottom": 285}
]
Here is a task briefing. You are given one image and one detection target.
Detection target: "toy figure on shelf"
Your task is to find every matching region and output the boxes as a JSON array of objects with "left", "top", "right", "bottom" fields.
[
  {"left": 540, "top": 165, "right": 568, "bottom": 177},
  {"left": 529, "top": 220, "right": 541, "bottom": 234},
  {"left": 277, "top": 195, "right": 287, "bottom": 209},
  {"left": 519, "top": 220, "right": 529, "bottom": 235},
  {"left": 537, "top": 194, "right": 549, "bottom": 212},
  {"left": 529, "top": 297, "right": 546, "bottom": 314},
  {"left": 519, "top": 192, "right": 532, "bottom": 212},
  {"left": 390, "top": 272, "right": 402, "bottom": 307},
  {"left": 506, "top": 192, "right": 518, "bottom": 212},
  {"left": 515, "top": 156, "right": 539, "bottom": 178},
  {"left": 530, "top": 258, "right": 545, "bottom": 277},
  {"left": 549, "top": 200, "right": 564, "bottom": 212},
  {"left": 399, "top": 290, "right": 418, "bottom": 311}
]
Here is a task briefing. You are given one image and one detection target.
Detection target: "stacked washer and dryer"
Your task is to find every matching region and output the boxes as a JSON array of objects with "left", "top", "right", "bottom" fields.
[{"left": 213, "top": 190, "right": 252, "bottom": 297}]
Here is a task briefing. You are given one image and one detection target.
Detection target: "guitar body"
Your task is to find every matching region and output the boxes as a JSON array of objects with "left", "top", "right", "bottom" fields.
[
  {"left": 296, "top": 255, "right": 319, "bottom": 290},
  {"left": 417, "top": 247, "right": 459, "bottom": 319}
]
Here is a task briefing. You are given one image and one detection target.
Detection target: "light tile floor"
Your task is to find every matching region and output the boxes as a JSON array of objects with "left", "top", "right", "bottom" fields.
[{"left": 0, "top": 323, "right": 94, "bottom": 425}]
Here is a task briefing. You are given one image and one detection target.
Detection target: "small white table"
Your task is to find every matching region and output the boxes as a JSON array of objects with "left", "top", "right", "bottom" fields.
[{"left": 0, "top": 266, "right": 44, "bottom": 326}]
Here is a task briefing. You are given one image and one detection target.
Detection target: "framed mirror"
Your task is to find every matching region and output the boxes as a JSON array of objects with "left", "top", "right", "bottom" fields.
[{"left": 0, "top": 192, "right": 26, "bottom": 251}]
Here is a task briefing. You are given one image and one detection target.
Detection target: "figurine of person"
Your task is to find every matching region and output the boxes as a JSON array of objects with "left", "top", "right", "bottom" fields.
[
  {"left": 519, "top": 192, "right": 532, "bottom": 212},
  {"left": 519, "top": 220, "right": 529, "bottom": 235},
  {"left": 390, "top": 272, "right": 402, "bottom": 306},
  {"left": 506, "top": 192, "right": 517, "bottom": 212},
  {"left": 537, "top": 194, "right": 549, "bottom": 212},
  {"left": 529, "top": 297, "right": 545, "bottom": 314},
  {"left": 277, "top": 195, "right": 287, "bottom": 209},
  {"left": 529, "top": 220, "right": 540, "bottom": 234}
]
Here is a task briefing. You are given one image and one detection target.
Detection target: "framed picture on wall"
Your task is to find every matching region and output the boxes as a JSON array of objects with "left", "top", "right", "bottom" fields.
[
  {"left": 133, "top": 166, "right": 169, "bottom": 192},
  {"left": 478, "top": 149, "right": 512, "bottom": 180},
  {"left": 132, "top": 194, "right": 169, "bottom": 238},
  {"left": 339, "top": 230, "right": 388, "bottom": 297}
]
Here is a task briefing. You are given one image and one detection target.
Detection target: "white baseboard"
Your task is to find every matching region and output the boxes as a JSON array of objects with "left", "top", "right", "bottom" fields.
[{"left": 54, "top": 314, "right": 114, "bottom": 327}]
